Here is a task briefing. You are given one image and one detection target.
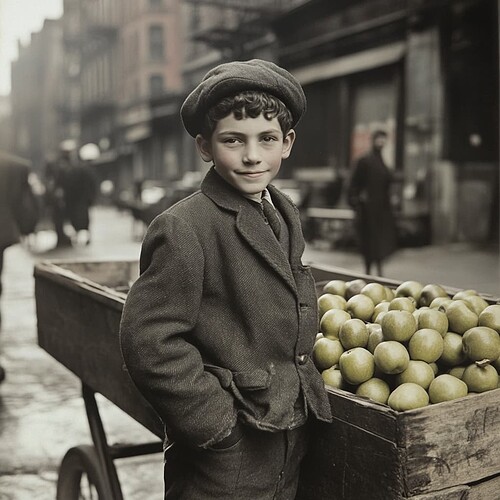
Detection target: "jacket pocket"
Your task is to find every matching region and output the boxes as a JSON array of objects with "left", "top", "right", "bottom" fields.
[
  {"left": 232, "top": 367, "right": 272, "bottom": 391},
  {"left": 204, "top": 364, "right": 273, "bottom": 391},
  {"left": 204, "top": 364, "right": 275, "bottom": 420}
]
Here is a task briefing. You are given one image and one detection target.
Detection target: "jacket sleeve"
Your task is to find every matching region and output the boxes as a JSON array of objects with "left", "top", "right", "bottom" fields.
[{"left": 119, "top": 212, "right": 238, "bottom": 448}]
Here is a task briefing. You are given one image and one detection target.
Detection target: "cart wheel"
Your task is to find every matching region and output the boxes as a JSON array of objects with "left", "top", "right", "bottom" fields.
[{"left": 56, "top": 445, "right": 109, "bottom": 500}]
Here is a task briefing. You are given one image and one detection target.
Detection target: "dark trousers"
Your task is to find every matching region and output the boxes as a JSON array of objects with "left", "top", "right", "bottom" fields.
[{"left": 164, "top": 424, "right": 309, "bottom": 500}]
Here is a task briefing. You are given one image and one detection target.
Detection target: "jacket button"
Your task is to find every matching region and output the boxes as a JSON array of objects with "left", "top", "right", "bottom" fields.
[{"left": 297, "top": 354, "right": 308, "bottom": 365}]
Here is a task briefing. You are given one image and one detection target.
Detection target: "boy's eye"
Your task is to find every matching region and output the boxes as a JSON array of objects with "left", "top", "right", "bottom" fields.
[
  {"left": 262, "top": 135, "right": 278, "bottom": 142},
  {"left": 223, "top": 137, "right": 241, "bottom": 144}
]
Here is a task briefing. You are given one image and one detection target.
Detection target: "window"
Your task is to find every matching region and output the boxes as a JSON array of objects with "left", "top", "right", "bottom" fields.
[
  {"left": 150, "top": 74, "right": 164, "bottom": 96},
  {"left": 149, "top": 25, "right": 164, "bottom": 61}
]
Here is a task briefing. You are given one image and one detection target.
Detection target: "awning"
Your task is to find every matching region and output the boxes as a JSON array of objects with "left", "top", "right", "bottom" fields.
[
  {"left": 0, "top": 149, "right": 32, "bottom": 167},
  {"left": 92, "top": 149, "right": 118, "bottom": 166},
  {"left": 125, "top": 123, "right": 151, "bottom": 143},
  {"left": 293, "top": 42, "right": 406, "bottom": 86}
]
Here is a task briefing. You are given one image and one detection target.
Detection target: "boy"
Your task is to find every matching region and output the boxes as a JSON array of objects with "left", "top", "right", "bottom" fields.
[{"left": 119, "top": 59, "right": 332, "bottom": 499}]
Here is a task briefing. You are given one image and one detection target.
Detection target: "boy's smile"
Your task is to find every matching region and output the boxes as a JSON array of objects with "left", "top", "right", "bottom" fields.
[{"left": 196, "top": 113, "right": 295, "bottom": 196}]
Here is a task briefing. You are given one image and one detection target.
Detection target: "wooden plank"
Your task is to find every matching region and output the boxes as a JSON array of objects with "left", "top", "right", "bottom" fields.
[
  {"left": 409, "top": 485, "right": 470, "bottom": 499},
  {"left": 468, "top": 472, "right": 500, "bottom": 500},
  {"left": 399, "top": 390, "right": 500, "bottom": 496},
  {"left": 408, "top": 472, "right": 500, "bottom": 499},
  {"left": 34, "top": 265, "right": 126, "bottom": 312},
  {"left": 297, "top": 416, "right": 405, "bottom": 500},
  {"left": 35, "top": 265, "right": 163, "bottom": 438},
  {"left": 326, "top": 388, "right": 398, "bottom": 442},
  {"left": 310, "top": 264, "right": 499, "bottom": 303},
  {"left": 41, "top": 259, "right": 139, "bottom": 290},
  {"left": 311, "top": 264, "right": 402, "bottom": 289}
]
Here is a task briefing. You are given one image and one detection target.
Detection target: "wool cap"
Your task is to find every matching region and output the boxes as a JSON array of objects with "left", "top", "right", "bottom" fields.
[{"left": 180, "top": 59, "right": 306, "bottom": 137}]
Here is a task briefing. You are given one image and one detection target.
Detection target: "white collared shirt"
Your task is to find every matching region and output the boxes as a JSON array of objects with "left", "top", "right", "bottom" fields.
[{"left": 244, "top": 188, "right": 275, "bottom": 207}]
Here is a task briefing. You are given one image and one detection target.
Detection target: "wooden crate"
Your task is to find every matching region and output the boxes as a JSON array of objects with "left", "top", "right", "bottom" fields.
[
  {"left": 296, "top": 264, "right": 500, "bottom": 499},
  {"left": 34, "top": 259, "right": 163, "bottom": 438},
  {"left": 297, "top": 387, "right": 500, "bottom": 499}
]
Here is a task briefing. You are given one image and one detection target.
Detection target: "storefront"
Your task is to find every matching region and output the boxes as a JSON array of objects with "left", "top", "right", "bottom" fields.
[{"left": 273, "top": 0, "right": 498, "bottom": 244}]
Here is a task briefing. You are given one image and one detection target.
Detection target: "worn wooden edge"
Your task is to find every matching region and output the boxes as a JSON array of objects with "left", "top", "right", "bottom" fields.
[
  {"left": 310, "top": 263, "right": 402, "bottom": 289},
  {"left": 34, "top": 270, "right": 164, "bottom": 438},
  {"left": 408, "top": 470, "right": 500, "bottom": 499},
  {"left": 408, "top": 484, "right": 470, "bottom": 499},
  {"left": 309, "top": 263, "right": 500, "bottom": 302},
  {"left": 325, "top": 386, "right": 399, "bottom": 441},
  {"left": 468, "top": 471, "right": 500, "bottom": 500},
  {"left": 398, "top": 388, "right": 500, "bottom": 495},
  {"left": 34, "top": 260, "right": 127, "bottom": 311}
]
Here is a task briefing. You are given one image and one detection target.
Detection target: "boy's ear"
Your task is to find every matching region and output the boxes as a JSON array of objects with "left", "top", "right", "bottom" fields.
[
  {"left": 195, "top": 134, "right": 213, "bottom": 162},
  {"left": 281, "top": 129, "right": 296, "bottom": 160}
]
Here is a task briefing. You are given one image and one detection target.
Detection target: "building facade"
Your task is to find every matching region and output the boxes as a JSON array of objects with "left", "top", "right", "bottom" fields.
[
  {"left": 8, "top": 0, "right": 498, "bottom": 244},
  {"left": 10, "top": 19, "right": 64, "bottom": 173},
  {"left": 273, "top": 0, "right": 499, "bottom": 244},
  {"left": 59, "top": 0, "right": 184, "bottom": 193},
  {"left": 61, "top": 0, "right": 82, "bottom": 148}
]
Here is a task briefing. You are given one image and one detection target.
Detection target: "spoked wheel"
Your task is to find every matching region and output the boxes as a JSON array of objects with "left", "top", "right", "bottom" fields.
[{"left": 56, "top": 445, "right": 110, "bottom": 500}]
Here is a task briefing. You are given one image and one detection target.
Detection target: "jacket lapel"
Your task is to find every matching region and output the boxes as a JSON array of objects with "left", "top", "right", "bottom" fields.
[
  {"left": 202, "top": 168, "right": 298, "bottom": 293},
  {"left": 268, "top": 184, "right": 305, "bottom": 264}
]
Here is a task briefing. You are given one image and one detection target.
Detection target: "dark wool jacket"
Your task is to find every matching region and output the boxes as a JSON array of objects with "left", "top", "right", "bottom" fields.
[
  {"left": 119, "top": 167, "right": 332, "bottom": 449},
  {"left": 0, "top": 160, "right": 30, "bottom": 249}
]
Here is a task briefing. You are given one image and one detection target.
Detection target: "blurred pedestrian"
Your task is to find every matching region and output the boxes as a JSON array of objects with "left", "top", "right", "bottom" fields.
[
  {"left": 348, "top": 129, "right": 398, "bottom": 276},
  {"left": 0, "top": 151, "right": 37, "bottom": 382},
  {"left": 45, "top": 143, "right": 74, "bottom": 248},
  {"left": 63, "top": 143, "right": 99, "bottom": 246}
]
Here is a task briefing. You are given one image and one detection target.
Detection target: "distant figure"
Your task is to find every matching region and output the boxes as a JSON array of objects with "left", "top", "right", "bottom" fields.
[
  {"left": 45, "top": 145, "right": 74, "bottom": 248},
  {"left": 64, "top": 143, "right": 99, "bottom": 245},
  {"left": 0, "top": 151, "right": 34, "bottom": 382},
  {"left": 348, "top": 130, "right": 398, "bottom": 276},
  {"left": 133, "top": 178, "right": 144, "bottom": 202}
]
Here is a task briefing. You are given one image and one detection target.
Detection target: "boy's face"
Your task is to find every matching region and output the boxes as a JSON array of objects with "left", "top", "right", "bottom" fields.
[{"left": 195, "top": 112, "right": 295, "bottom": 196}]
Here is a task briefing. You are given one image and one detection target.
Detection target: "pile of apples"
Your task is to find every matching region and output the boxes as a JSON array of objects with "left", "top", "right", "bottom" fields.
[{"left": 313, "top": 278, "right": 500, "bottom": 411}]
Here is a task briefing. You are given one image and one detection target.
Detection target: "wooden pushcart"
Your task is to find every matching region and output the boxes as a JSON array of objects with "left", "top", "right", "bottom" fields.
[
  {"left": 35, "top": 260, "right": 164, "bottom": 499},
  {"left": 35, "top": 259, "right": 500, "bottom": 499}
]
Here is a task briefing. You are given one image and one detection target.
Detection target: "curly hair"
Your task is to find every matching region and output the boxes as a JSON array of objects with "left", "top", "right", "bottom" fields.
[{"left": 201, "top": 91, "right": 293, "bottom": 138}]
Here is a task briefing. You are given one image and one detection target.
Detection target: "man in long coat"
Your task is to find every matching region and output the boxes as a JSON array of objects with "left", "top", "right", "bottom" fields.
[
  {"left": 348, "top": 130, "right": 398, "bottom": 276},
  {"left": 0, "top": 151, "right": 33, "bottom": 381},
  {"left": 63, "top": 144, "right": 98, "bottom": 245}
]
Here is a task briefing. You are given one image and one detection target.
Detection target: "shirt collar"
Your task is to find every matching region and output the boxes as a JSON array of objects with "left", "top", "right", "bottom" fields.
[{"left": 243, "top": 188, "right": 275, "bottom": 207}]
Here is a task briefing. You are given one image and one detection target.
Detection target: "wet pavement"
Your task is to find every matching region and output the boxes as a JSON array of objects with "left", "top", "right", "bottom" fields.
[{"left": 0, "top": 205, "right": 498, "bottom": 499}]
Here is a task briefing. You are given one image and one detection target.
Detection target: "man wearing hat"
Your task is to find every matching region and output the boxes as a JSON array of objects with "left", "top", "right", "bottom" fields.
[{"left": 120, "top": 59, "right": 332, "bottom": 499}]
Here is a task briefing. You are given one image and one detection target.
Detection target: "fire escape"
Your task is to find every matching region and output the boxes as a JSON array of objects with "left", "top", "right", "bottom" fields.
[
  {"left": 79, "top": 1, "right": 119, "bottom": 145},
  {"left": 183, "top": 0, "right": 309, "bottom": 59}
]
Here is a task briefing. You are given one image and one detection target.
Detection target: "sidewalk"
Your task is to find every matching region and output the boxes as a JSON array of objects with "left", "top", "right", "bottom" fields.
[
  {"left": 0, "top": 208, "right": 162, "bottom": 499},
  {"left": 0, "top": 206, "right": 498, "bottom": 499}
]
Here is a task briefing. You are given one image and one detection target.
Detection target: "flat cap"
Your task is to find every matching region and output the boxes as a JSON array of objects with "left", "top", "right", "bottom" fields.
[{"left": 181, "top": 59, "right": 306, "bottom": 137}]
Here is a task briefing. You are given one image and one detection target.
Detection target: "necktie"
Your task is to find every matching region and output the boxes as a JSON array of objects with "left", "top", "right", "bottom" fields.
[{"left": 261, "top": 198, "right": 281, "bottom": 239}]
